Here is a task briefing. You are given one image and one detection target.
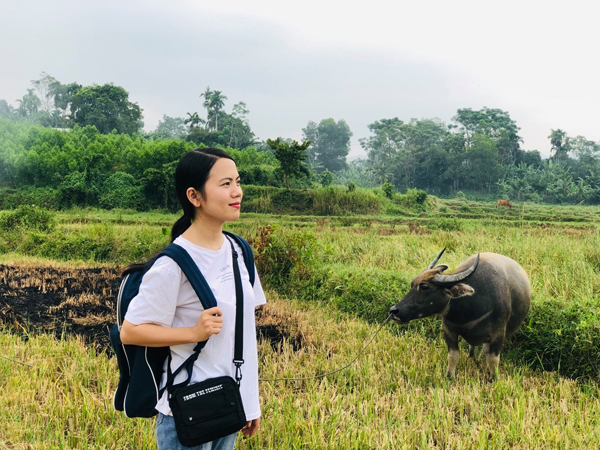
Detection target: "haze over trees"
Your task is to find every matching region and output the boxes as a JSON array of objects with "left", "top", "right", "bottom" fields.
[
  {"left": 1, "top": 73, "right": 599, "bottom": 209},
  {"left": 302, "top": 118, "right": 352, "bottom": 172}
]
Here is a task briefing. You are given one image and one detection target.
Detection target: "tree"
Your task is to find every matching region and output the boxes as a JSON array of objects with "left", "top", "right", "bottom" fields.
[
  {"left": 69, "top": 84, "right": 143, "bottom": 134},
  {"left": 465, "top": 133, "right": 501, "bottom": 192},
  {"left": 200, "top": 86, "right": 213, "bottom": 129},
  {"left": 152, "top": 115, "right": 187, "bottom": 140},
  {"left": 0, "top": 100, "right": 14, "bottom": 119},
  {"left": 16, "top": 89, "right": 41, "bottom": 118},
  {"left": 548, "top": 129, "right": 571, "bottom": 164},
  {"left": 31, "top": 72, "right": 60, "bottom": 113},
  {"left": 184, "top": 112, "right": 203, "bottom": 129},
  {"left": 266, "top": 137, "right": 311, "bottom": 189},
  {"left": 209, "top": 90, "right": 227, "bottom": 131},
  {"left": 302, "top": 118, "right": 352, "bottom": 172},
  {"left": 453, "top": 107, "right": 522, "bottom": 166}
]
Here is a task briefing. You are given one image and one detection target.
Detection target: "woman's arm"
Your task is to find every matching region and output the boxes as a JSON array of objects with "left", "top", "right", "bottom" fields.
[{"left": 120, "top": 306, "right": 223, "bottom": 346}]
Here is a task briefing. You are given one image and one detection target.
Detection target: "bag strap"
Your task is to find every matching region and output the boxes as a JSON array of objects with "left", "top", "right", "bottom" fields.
[
  {"left": 223, "top": 231, "right": 255, "bottom": 286},
  {"left": 229, "top": 237, "right": 245, "bottom": 384},
  {"left": 159, "top": 244, "right": 217, "bottom": 309},
  {"left": 163, "top": 236, "right": 246, "bottom": 393}
]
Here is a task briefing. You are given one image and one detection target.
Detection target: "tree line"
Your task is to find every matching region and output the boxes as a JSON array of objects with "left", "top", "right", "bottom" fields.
[{"left": 1, "top": 73, "right": 599, "bottom": 208}]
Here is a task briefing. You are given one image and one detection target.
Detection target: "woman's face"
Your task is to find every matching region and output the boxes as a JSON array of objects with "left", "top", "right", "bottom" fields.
[{"left": 193, "top": 158, "right": 243, "bottom": 224}]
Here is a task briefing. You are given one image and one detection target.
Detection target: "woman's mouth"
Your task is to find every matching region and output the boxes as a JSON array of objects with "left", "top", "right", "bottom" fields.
[{"left": 229, "top": 202, "right": 241, "bottom": 209}]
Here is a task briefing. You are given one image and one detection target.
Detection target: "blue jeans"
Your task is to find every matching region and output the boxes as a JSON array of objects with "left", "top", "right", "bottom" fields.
[{"left": 156, "top": 413, "right": 238, "bottom": 450}]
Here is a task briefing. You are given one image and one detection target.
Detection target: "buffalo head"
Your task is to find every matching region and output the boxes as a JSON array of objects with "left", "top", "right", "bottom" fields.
[{"left": 389, "top": 248, "right": 480, "bottom": 323}]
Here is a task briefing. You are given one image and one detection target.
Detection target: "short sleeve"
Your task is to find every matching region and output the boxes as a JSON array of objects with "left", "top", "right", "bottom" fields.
[
  {"left": 124, "top": 258, "right": 182, "bottom": 327},
  {"left": 252, "top": 266, "right": 267, "bottom": 307}
]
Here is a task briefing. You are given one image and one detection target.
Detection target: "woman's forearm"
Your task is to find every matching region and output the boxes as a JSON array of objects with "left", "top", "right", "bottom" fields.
[{"left": 120, "top": 320, "right": 195, "bottom": 347}]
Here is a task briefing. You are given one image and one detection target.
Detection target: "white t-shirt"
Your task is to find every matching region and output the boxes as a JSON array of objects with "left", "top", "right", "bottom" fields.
[{"left": 125, "top": 235, "right": 267, "bottom": 420}]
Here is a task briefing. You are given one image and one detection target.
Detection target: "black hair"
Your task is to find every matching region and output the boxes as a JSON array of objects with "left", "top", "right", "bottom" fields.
[
  {"left": 171, "top": 147, "right": 234, "bottom": 242},
  {"left": 123, "top": 147, "right": 233, "bottom": 276}
]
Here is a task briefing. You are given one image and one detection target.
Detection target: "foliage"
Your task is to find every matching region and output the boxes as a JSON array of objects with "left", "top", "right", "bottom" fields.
[
  {"left": 99, "top": 172, "right": 144, "bottom": 210},
  {"left": 381, "top": 179, "right": 395, "bottom": 199},
  {"left": 302, "top": 118, "right": 352, "bottom": 172},
  {"left": 0, "top": 205, "right": 56, "bottom": 232},
  {"left": 266, "top": 137, "right": 311, "bottom": 189},
  {"left": 320, "top": 169, "right": 334, "bottom": 187},
  {"left": 394, "top": 188, "right": 430, "bottom": 211},
  {"left": 250, "top": 225, "right": 318, "bottom": 290},
  {"left": 68, "top": 84, "right": 143, "bottom": 134}
]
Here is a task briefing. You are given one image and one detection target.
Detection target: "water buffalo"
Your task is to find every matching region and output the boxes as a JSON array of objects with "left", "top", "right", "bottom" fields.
[
  {"left": 496, "top": 199, "right": 512, "bottom": 209},
  {"left": 389, "top": 249, "right": 531, "bottom": 378}
]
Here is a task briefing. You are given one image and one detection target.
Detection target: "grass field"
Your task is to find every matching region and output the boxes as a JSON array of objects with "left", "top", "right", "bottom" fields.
[{"left": 1, "top": 199, "right": 600, "bottom": 448}]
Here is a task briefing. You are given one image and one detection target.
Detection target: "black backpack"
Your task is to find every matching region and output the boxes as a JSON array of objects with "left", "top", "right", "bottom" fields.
[{"left": 109, "top": 232, "right": 255, "bottom": 418}]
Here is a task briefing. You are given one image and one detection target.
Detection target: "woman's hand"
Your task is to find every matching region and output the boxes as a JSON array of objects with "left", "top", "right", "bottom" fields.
[
  {"left": 241, "top": 418, "right": 260, "bottom": 437},
  {"left": 190, "top": 306, "right": 223, "bottom": 342}
]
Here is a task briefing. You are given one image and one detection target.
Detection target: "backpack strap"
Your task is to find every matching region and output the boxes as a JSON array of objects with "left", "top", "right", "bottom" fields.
[
  {"left": 158, "top": 244, "right": 217, "bottom": 309},
  {"left": 222, "top": 231, "right": 255, "bottom": 286}
]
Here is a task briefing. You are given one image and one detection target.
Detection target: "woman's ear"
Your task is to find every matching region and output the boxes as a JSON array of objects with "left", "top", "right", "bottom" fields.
[{"left": 186, "top": 187, "right": 202, "bottom": 208}]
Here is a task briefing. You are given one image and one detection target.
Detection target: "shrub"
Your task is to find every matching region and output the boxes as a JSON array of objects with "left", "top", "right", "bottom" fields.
[
  {"left": 381, "top": 180, "right": 395, "bottom": 199},
  {"left": 99, "top": 172, "right": 144, "bottom": 210},
  {"left": 507, "top": 299, "right": 600, "bottom": 380},
  {"left": 0, "top": 205, "right": 56, "bottom": 232},
  {"left": 250, "top": 226, "right": 318, "bottom": 291},
  {"left": 320, "top": 170, "right": 334, "bottom": 187},
  {"left": 347, "top": 182, "right": 356, "bottom": 192},
  {"left": 428, "top": 217, "right": 463, "bottom": 232}
]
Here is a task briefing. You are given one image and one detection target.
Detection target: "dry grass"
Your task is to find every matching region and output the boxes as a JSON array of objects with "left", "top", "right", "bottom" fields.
[{"left": 2, "top": 293, "right": 598, "bottom": 449}]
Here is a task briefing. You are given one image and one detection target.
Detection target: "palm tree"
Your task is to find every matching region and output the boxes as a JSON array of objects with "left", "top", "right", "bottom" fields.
[
  {"left": 209, "top": 90, "right": 227, "bottom": 131},
  {"left": 184, "top": 112, "right": 203, "bottom": 129},
  {"left": 16, "top": 89, "right": 41, "bottom": 117},
  {"left": 200, "top": 87, "right": 213, "bottom": 129},
  {"left": 548, "top": 129, "right": 569, "bottom": 164}
]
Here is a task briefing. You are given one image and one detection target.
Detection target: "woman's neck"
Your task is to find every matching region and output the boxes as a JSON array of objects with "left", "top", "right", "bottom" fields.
[{"left": 181, "top": 218, "right": 224, "bottom": 250}]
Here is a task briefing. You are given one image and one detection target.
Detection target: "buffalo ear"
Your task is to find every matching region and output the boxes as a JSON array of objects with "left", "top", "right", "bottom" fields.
[
  {"left": 433, "top": 264, "right": 448, "bottom": 273},
  {"left": 446, "top": 283, "right": 475, "bottom": 299}
]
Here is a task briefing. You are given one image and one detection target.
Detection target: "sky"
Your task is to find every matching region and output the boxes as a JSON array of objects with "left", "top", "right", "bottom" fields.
[{"left": 1, "top": 0, "right": 598, "bottom": 159}]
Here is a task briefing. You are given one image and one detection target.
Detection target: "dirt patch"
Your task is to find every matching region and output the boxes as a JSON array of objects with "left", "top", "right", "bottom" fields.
[
  {"left": 256, "top": 304, "right": 304, "bottom": 352},
  {"left": 0, "top": 264, "right": 121, "bottom": 352},
  {"left": 1, "top": 263, "right": 304, "bottom": 354}
]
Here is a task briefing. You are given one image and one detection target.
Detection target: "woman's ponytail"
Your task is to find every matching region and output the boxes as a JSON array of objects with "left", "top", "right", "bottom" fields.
[{"left": 171, "top": 214, "right": 192, "bottom": 243}]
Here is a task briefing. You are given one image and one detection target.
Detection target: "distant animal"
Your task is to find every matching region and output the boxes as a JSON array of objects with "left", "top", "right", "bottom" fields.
[
  {"left": 496, "top": 199, "right": 512, "bottom": 209},
  {"left": 389, "top": 249, "right": 531, "bottom": 378}
]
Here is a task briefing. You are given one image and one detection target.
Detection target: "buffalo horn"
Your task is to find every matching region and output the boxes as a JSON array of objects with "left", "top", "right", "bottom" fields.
[
  {"left": 431, "top": 253, "right": 480, "bottom": 286},
  {"left": 426, "top": 247, "right": 447, "bottom": 269}
]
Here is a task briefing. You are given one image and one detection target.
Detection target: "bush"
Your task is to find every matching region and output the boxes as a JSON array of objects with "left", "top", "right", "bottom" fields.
[
  {"left": 428, "top": 217, "right": 463, "bottom": 232},
  {"left": 0, "top": 187, "right": 60, "bottom": 210},
  {"left": 507, "top": 299, "right": 600, "bottom": 380},
  {"left": 312, "top": 186, "right": 381, "bottom": 216},
  {"left": 250, "top": 226, "right": 318, "bottom": 291},
  {"left": 99, "top": 172, "right": 144, "bottom": 210},
  {"left": 394, "top": 188, "right": 432, "bottom": 212},
  {"left": 347, "top": 182, "right": 356, "bottom": 192},
  {"left": 320, "top": 170, "right": 334, "bottom": 187},
  {"left": 0, "top": 205, "right": 56, "bottom": 232},
  {"left": 381, "top": 180, "right": 395, "bottom": 199}
]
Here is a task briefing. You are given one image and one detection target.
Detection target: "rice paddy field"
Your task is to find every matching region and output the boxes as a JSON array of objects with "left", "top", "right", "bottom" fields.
[{"left": 1, "top": 199, "right": 599, "bottom": 449}]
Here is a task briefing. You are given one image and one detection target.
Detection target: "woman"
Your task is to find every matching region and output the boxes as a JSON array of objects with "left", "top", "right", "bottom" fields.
[{"left": 120, "top": 148, "right": 265, "bottom": 450}]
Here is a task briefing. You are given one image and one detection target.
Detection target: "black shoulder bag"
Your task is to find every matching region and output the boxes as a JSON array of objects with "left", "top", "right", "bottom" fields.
[{"left": 165, "top": 237, "right": 247, "bottom": 446}]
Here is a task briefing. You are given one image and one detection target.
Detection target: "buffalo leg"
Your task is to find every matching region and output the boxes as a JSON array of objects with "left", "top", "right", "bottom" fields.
[
  {"left": 443, "top": 329, "right": 460, "bottom": 378},
  {"left": 469, "top": 345, "right": 475, "bottom": 358},
  {"left": 483, "top": 339, "right": 503, "bottom": 379}
]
